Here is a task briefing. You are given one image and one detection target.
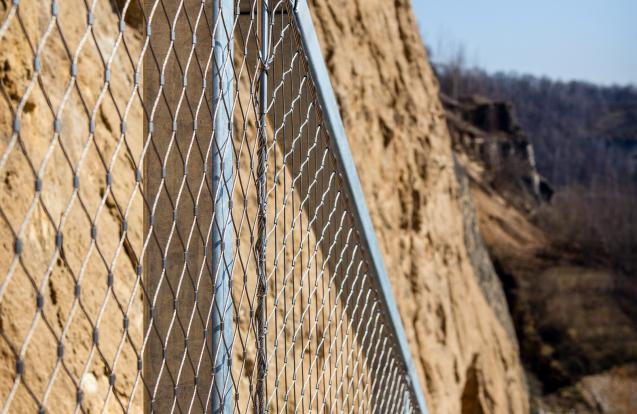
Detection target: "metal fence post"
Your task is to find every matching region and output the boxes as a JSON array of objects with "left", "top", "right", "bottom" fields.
[
  {"left": 254, "top": 1, "right": 269, "bottom": 412},
  {"left": 212, "top": 0, "right": 235, "bottom": 413}
]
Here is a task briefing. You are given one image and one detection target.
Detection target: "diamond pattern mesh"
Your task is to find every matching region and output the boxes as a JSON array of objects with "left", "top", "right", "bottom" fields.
[{"left": 0, "top": 0, "right": 419, "bottom": 412}]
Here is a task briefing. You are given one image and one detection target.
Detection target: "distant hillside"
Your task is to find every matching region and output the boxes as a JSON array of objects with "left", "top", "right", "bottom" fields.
[
  {"left": 436, "top": 67, "right": 637, "bottom": 187},
  {"left": 436, "top": 66, "right": 637, "bottom": 272},
  {"left": 437, "top": 66, "right": 637, "bottom": 412}
]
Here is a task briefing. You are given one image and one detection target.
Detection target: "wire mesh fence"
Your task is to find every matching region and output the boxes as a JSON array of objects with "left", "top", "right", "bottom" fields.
[{"left": 0, "top": 0, "right": 425, "bottom": 412}]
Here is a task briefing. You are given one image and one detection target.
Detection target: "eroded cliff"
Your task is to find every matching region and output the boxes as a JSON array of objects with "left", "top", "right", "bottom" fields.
[{"left": 310, "top": 1, "right": 528, "bottom": 412}]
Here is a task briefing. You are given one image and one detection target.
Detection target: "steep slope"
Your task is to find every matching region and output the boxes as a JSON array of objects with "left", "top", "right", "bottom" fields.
[
  {"left": 309, "top": 1, "right": 528, "bottom": 412},
  {"left": 443, "top": 93, "right": 637, "bottom": 413},
  {"left": 437, "top": 68, "right": 637, "bottom": 272}
]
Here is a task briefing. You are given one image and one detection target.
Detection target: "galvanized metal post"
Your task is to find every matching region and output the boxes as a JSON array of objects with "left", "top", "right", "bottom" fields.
[
  {"left": 211, "top": 1, "right": 234, "bottom": 413},
  {"left": 254, "top": 1, "right": 269, "bottom": 413}
]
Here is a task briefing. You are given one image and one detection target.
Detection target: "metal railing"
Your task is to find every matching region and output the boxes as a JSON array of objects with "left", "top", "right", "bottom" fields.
[{"left": 0, "top": 0, "right": 427, "bottom": 412}]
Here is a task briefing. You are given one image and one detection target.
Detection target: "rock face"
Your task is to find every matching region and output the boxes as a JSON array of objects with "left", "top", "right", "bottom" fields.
[
  {"left": 0, "top": 0, "right": 530, "bottom": 412},
  {"left": 443, "top": 95, "right": 553, "bottom": 213},
  {"left": 0, "top": 0, "right": 145, "bottom": 411},
  {"left": 454, "top": 160, "right": 518, "bottom": 346},
  {"left": 310, "top": 1, "right": 528, "bottom": 412}
]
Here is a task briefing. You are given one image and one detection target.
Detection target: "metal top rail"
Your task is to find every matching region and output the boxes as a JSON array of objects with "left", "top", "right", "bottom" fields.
[{"left": 289, "top": 2, "right": 429, "bottom": 413}]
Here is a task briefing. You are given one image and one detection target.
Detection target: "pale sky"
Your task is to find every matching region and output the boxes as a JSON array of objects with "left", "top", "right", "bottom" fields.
[{"left": 413, "top": 0, "right": 637, "bottom": 86}]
